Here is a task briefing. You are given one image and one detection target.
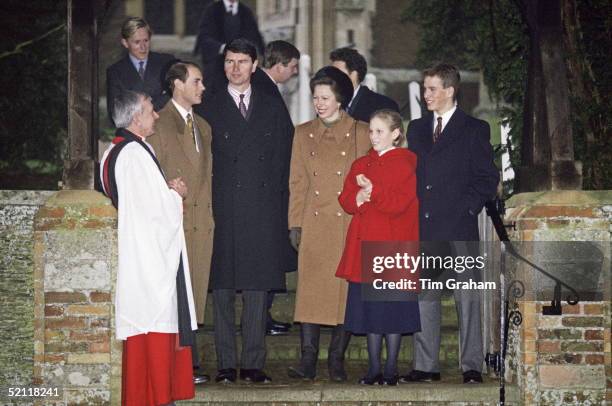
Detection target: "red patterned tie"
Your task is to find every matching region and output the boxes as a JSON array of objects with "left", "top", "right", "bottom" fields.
[{"left": 433, "top": 117, "right": 442, "bottom": 143}]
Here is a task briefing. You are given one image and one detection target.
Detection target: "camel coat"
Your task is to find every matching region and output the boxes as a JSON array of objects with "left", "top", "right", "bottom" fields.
[
  {"left": 289, "top": 112, "right": 370, "bottom": 325},
  {"left": 148, "top": 101, "right": 214, "bottom": 324}
]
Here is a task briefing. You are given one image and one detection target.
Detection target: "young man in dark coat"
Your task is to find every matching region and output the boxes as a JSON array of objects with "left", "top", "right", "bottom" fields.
[
  {"left": 193, "top": 0, "right": 265, "bottom": 91},
  {"left": 330, "top": 47, "right": 399, "bottom": 122},
  {"left": 106, "top": 17, "right": 174, "bottom": 125},
  {"left": 402, "top": 63, "right": 499, "bottom": 384},
  {"left": 251, "top": 40, "right": 300, "bottom": 336},
  {"left": 197, "top": 39, "right": 293, "bottom": 384}
]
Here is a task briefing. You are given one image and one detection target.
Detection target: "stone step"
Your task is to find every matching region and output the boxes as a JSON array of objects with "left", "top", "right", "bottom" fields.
[
  {"left": 196, "top": 326, "right": 459, "bottom": 364},
  {"left": 178, "top": 362, "right": 520, "bottom": 405}
]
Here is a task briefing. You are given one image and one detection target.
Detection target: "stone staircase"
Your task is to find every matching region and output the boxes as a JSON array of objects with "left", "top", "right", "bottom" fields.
[{"left": 187, "top": 274, "right": 517, "bottom": 405}]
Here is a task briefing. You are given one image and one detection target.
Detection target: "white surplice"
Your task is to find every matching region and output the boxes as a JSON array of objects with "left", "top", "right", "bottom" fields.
[{"left": 100, "top": 140, "right": 197, "bottom": 340}]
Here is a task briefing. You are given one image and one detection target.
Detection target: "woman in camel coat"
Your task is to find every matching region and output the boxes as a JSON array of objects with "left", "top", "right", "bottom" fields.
[{"left": 287, "top": 66, "right": 370, "bottom": 381}]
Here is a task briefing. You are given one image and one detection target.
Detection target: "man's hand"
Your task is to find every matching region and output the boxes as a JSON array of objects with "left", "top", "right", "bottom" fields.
[{"left": 168, "top": 177, "right": 188, "bottom": 200}]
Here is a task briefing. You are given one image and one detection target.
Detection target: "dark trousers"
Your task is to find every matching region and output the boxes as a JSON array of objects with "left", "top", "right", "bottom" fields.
[{"left": 213, "top": 289, "right": 267, "bottom": 370}]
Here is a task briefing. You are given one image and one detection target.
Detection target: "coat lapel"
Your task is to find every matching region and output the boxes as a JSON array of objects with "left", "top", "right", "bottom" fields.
[
  {"left": 169, "top": 103, "right": 201, "bottom": 174},
  {"left": 430, "top": 108, "right": 465, "bottom": 155}
]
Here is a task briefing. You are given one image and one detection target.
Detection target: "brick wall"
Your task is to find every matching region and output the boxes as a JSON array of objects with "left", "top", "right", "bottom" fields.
[
  {"left": 32, "top": 190, "right": 119, "bottom": 405},
  {"left": 505, "top": 190, "right": 611, "bottom": 405}
]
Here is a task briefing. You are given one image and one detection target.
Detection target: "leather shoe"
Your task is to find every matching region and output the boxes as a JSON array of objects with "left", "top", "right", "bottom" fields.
[
  {"left": 383, "top": 374, "right": 399, "bottom": 386},
  {"left": 399, "top": 369, "right": 441, "bottom": 383},
  {"left": 193, "top": 373, "right": 210, "bottom": 384},
  {"left": 358, "top": 373, "right": 383, "bottom": 385},
  {"left": 215, "top": 368, "right": 237, "bottom": 383},
  {"left": 463, "top": 370, "right": 483, "bottom": 384},
  {"left": 240, "top": 368, "right": 272, "bottom": 383},
  {"left": 266, "top": 317, "right": 290, "bottom": 335}
]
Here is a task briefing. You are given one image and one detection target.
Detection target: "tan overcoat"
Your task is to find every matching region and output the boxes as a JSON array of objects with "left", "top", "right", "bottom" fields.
[
  {"left": 289, "top": 112, "right": 370, "bottom": 325},
  {"left": 148, "top": 101, "right": 214, "bottom": 324}
]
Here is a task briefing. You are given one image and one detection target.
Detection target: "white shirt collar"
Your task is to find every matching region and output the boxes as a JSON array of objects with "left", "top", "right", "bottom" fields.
[
  {"left": 348, "top": 84, "right": 361, "bottom": 107},
  {"left": 223, "top": 0, "right": 239, "bottom": 15},
  {"left": 263, "top": 69, "right": 277, "bottom": 85},
  {"left": 171, "top": 99, "right": 193, "bottom": 122},
  {"left": 434, "top": 104, "right": 457, "bottom": 132}
]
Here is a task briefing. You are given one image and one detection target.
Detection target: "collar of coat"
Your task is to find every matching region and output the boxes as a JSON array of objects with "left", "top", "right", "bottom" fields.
[{"left": 312, "top": 111, "right": 359, "bottom": 143}]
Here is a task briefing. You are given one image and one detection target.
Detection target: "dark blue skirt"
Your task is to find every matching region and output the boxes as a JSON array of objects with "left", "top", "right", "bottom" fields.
[{"left": 344, "top": 282, "right": 421, "bottom": 335}]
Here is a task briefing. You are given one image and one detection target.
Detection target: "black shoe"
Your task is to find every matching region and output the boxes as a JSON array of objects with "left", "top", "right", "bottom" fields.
[
  {"left": 383, "top": 375, "right": 399, "bottom": 386},
  {"left": 399, "top": 369, "right": 441, "bottom": 383},
  {"left": 215, "top": 368, "right": 237, "bottom": 383},
  {"left": 287, "top": 356, "right": 317, "bottom": 380},
  {"left": 268, "top": 317, "right": 292, "bottom": 331},
  {"left": 266, "top": 325, "right": 289, "bottom": 336},
  {"left": 463, "top": 370, "right": 483, "bottom": 384},
  {"left": 239, "top": 369, "right": 272, "bottom": 383},
  {"left": 193, "top": 373, "right": 210, "bottom": 384},
  {"left": 358, "top": 373, "right": 383, "bottom": 385}
]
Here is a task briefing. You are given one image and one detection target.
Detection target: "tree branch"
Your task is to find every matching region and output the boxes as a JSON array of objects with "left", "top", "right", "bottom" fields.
[{"left": 0, "top": 23, "right": 65, "bottom": 60}]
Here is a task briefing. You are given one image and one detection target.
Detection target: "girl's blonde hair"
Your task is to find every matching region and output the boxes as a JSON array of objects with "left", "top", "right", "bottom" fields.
[{"left": 370, "top": 109, "right": 405, "bottom": 146}]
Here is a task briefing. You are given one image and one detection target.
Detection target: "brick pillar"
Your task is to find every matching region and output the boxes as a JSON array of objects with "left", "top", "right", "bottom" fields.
[
  {"left": 505, "top": 190, "right": 611, "bottom": 404},
  {"left": 33, "top": 190, "right": 119, "bottom": 405}
]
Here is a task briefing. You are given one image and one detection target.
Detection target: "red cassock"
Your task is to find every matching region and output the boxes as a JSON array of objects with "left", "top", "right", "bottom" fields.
[
  {"left": 335, "top": 148, "right": 419, "bottom": 283},
  {"left": 122, "top": 333, "right": 194, "bottom": 406}
]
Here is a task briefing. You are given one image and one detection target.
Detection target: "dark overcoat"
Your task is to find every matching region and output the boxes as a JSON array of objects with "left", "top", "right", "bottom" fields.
[
  {"left": 407, "top": 108, "right": 499, "bottom": 242},
  {"left": 348, "top": 85, "right": 399, "bottom": 123},
  {"left": 106, "top": 51, "right": 174, "bottom": 124},
  {"left": 251, "top": 67, "right": 297, "bottom": 272},
  {"left": 199, "top": 88, "right": 293, "bottom": 290}
]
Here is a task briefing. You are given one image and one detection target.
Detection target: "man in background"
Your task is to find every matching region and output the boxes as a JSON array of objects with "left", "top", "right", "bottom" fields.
[
  {"left": 251, "top": 40, "right": 300, "bottom": 336},
  {"left": 106, "top": 17, "right": 174, "bottom": 125},
  {"left": 330, "top": 47, "right": 399, "bottom": 122},
  {"left": 194, "top": 0, "right": 265, "bottom": 91}
]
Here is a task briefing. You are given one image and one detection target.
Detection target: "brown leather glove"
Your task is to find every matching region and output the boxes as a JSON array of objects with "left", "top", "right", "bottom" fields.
[{"left": 289, "top": 227, "right": 302, "bottom": 251}]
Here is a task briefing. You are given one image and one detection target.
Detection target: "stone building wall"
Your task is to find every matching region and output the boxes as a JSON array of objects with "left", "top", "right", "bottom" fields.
[
  {"left": 0, "top": 190, "right": 54, "bottom": 399},
  {"left": 505, "top": 190, "right": 611, "bottom": 405}
]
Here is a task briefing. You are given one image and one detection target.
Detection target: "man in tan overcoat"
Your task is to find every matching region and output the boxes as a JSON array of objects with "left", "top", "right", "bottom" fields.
[{"left": 148, "top": 61, "right": 214, "bottom": 384}]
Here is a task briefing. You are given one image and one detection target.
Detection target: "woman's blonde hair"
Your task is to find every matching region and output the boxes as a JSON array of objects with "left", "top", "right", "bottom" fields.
[{"left": 370, "top": 109, "right": 405, "bottom": 146}]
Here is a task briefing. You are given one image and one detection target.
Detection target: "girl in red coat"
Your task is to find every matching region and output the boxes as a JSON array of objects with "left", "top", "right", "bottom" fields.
[{"left": 336, "top": 109, "right": 420, "bottom": 385}]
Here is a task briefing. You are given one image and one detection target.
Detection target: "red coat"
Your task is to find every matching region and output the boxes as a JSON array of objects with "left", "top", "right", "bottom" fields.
[{"left": 335, "top": 148, "right": 419, "bottom": 283}]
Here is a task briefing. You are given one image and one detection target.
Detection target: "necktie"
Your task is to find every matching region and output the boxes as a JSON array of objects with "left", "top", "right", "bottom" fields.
[
  {"left": 239, "top": 94, "right": 247, "bottom": 118},
  {"left": 138, "top": 61, "right": 145, "bottom": 79},
  {"left": 186, "top": 113, "right": 197, "bottom": 151},
  {"left": 433, "top": 116, "right": 442, "bottom": 143}
]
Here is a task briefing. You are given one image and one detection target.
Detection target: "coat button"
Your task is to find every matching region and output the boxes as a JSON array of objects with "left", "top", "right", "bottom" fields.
[
  {"left": 314, "top": 190, "right": 320, "bottom": 196},
  {"left": 314, "top": 211, "right": 319, "bottom": 216},
  {"left": 426, "top": 184, "right": 432, "bottom": 190},
  {"left": 345, "top": 133, "right": 350, "bottom": 137},
  {"left": 424, "top": 212, "right": 430, "bottom": 219},
  {"left": 259, "top": 155, "right": 265, "bottom": 161},
  {"left": 310, "top": 151, "right": 315, "bottom": 156},
  {"left": 261, "top": 182, "right": 267, "bottom": 187},
  {"left": 313, "top": 171, "right": 318, "bottom": 176},
  {"left": 337, "top": 191, "right": 341, "bottom": 196},
  {"left": 340, "top": 151, "right": 346, "bottom": 156},
  {"left": 336, "top": 171, "right": 342, "bottom": 176},
  {"left": 309, "top": 133, "right": 314, "bottom": 138},
  {"left": 236, "top": 182, "right": 241, "bottom": 188},
  {"left": 336, "top": 212, "right": 342, "bottom": 217}
]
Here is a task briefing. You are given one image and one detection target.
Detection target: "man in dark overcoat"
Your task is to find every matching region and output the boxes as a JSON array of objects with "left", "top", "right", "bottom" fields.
[
  {"left": 106, "top": 17, "right": 174, "bottom": 125},
  {"left": 251, "top": 40, "right": 300, "bottom": 336},
  {"left": 193, "top": 0, "right": 265, "bottom": 91},
  {"left": 196, "top": 39, "right": 293, "bottom": 384},
  {"left": 402, "top": 63, "right": 499, "bottom": 384},
  {"left": 329, "top": 47, "right": 399, "bottom": 122}
]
